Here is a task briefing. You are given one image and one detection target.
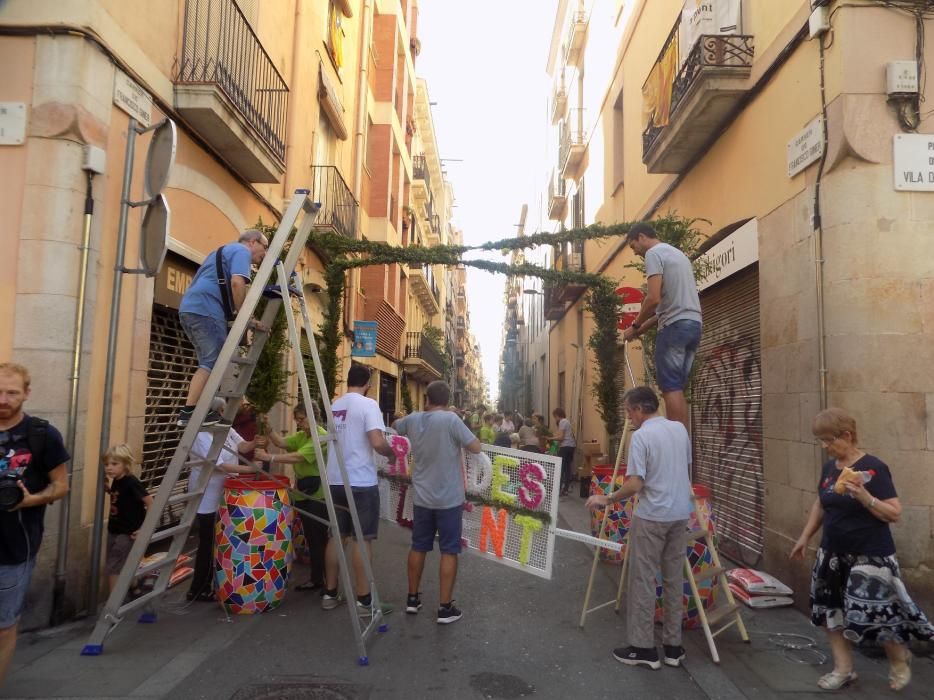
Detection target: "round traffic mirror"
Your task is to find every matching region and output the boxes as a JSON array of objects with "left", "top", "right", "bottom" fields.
[
  {"left": 144, "top": 119, "right": 177, "bottom": 198},
  {"left": 140, "top": 193, "right": 170, "bottom": 277}
]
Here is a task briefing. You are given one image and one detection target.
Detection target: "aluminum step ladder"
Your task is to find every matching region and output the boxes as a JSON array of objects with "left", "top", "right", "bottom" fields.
[{"left": 81, "top": 190, "right": 387, "bottom": 663}]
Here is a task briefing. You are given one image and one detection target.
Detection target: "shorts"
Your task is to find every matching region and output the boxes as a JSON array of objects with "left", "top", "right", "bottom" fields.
[
  {"left": 180, "top": 312, "right": 228, "bottom": 371},
  {"left": 0, "top": 557, "right": 36, "bottom": 628},
  {"left": 655, "top": 319, "right": 702, "bottom": 392},
  {"left": 330, "top": 485, "right": 380, "bottom": 540},
  {"left": 411, "top": 504, "right": 464, "bottom": 555},
  {"left": 105, "top": 532, "right": 134, "bottom": 576}
]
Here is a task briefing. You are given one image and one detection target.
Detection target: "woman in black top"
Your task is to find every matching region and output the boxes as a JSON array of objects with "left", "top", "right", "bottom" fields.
[{"left": 791, "top": 408, "right": 932, "bottom": 692}]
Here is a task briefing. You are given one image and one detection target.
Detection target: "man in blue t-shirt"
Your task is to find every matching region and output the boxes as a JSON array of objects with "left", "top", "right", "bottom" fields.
[
  {"left": 621, "top": 222, "right": 702, "bottom": 429},
  {"left": 177, "top": 229, "right": 269, "bottom": 427}
]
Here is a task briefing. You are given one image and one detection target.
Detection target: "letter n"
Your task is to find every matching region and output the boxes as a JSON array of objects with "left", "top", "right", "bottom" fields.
[{"left": 479, "top": 506, "right": 508, "bottom": 558}]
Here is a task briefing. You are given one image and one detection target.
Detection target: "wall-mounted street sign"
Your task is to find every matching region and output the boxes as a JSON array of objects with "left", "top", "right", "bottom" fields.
[
  {"left": 787, "top": 116, "right": 824, "bottom": 178},
  {"left": 0, "top": 103, "right": 26, "bottom": 145},
  {"left": 893, "top": 133, "right": 934, "bottom": 192},
  {"left": 113, "top": 69, "right": 153, "bottom": 128}
]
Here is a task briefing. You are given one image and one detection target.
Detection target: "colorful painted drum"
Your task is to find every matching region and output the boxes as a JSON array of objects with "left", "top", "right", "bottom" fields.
[
  {"left": 653, "top": 484, "right": 718, "bottom": 629},
  {"left": 590, "top": 465, "right": 633, "bottom": 564},
  {"left": 215, "top": 474, "right": 294, "bottom": 614}
]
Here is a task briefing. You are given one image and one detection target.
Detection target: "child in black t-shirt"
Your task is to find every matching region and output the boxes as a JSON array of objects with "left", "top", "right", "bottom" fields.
[{"left": 104, "top": 444, "right": 152, "bottom": 595}]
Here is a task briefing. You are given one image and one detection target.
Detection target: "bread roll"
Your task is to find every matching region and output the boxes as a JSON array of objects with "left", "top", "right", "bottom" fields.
[{"left": 833, "top": 466, "right": 862, "bottom": 495}]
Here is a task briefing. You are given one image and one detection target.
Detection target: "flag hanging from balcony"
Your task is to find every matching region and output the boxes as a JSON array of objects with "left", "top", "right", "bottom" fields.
[
  {"left": 679, "top": 0, "right": 742, "bottom": 65},
  {"left": 642, "top": 32, "right": 679, "bottom": 129}
]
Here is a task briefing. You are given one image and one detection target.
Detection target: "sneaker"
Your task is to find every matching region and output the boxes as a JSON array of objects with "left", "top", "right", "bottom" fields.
[
  {"left": 663, "top": 645, "right": 686, "bottom": 667},
  {"left": 321, "top": 592, "right": 343, "bottom": 610},
  {"left": 406, "top": 594, "right": 422, "bottom": 614},
  {"left": 613, "top": 646, "right": 661, "bottom": 670},
  {"left": 356, "top": 600, "right": 394, "bottom": 617},
  {"left": 437, "top": 602, "right": 463, "bottom": 625},
  {"left": 202, "top": 410, "right": 232, "bottom": 428},
  {"left": 176, "top": 408, "right": 194, "bottom": 427}
]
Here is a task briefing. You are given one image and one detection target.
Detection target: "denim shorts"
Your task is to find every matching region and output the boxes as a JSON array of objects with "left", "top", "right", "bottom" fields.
[
  {"left": 411, "top": 504, "right": 463, "bottom": 555},
  {"left": 180, "top": 312, "right": 227, "bottom": 371},
  {"left": 330, "top": 485, "right": 380, "bottom": 540},
  {"left": 655, "top": 319, "right": 702, "bottom": 392},
  {"left": 0, "top": 557, "right": 36, "bottom": 628}
]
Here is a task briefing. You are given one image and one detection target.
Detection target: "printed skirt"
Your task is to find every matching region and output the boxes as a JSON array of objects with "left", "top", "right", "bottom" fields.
[{"left": 810, "top": 548, "right": 934, "bottom": 644}]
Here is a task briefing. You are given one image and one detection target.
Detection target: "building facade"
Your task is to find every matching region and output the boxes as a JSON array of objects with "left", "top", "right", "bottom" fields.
[{"left": 543, "top": 0, "right": 934, "bottom": 607}]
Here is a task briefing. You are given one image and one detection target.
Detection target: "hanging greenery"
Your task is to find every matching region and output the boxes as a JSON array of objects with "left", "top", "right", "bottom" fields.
[
  {"left": 399, "top": 372, "right": 414, "bottom": 413},
  {"left": 245, "top": 297, "right": 290, "bottom": 429}
]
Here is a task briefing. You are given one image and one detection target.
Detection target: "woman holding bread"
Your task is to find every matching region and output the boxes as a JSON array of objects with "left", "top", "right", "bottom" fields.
[{"left": 791, "top": 408, "right": 932, "bottom": 691}]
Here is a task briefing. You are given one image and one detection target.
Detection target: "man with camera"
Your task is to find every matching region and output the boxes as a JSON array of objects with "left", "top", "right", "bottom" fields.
[{"left": 0, "top": 363, "right": 69, "bottom": 683}]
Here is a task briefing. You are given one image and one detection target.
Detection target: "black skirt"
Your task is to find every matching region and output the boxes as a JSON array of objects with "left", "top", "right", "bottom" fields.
[{"left": 810, "top": 547, "right": 934, "bottom": 644}]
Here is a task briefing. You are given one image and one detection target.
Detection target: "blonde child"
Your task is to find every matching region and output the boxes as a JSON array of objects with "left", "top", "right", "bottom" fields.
[{"left": 104, "top": 444, "right": 152, "bottom": 595}]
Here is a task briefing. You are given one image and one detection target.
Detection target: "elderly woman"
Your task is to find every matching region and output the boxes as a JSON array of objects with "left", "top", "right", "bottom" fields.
[{"left": 791, "top": 408, "right": 933, "bottom": 691}]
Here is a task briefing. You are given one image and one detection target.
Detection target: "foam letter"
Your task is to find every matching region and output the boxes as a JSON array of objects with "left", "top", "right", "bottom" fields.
[
  {"left": 387, "top": 435, "right": 410, "bottom": 475},
  {"left": 491, "top": 455, "right": 518, "bottom": 506},
  {"left": 465, "top": 452, "right": 492, "bottom": 496},
  {"left": 514, "top": 515, "right": 543, "bottom": 566},
  {"left": 479, "top": 506, "right": 508, "bottom": 557},
  {"left": 517, "top": 462, "right": 546, "bottom": 510}
]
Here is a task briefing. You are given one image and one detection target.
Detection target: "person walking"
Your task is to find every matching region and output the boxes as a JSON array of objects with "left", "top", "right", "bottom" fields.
[
  {"left": 394, "top": 381, "right": 481, "bottom": 624},
  {"left": 585, "top": 386, "right": 692, "bottom": 670},
  {"left": 621, "top": 223, "right": 702, "bottom": 429}
]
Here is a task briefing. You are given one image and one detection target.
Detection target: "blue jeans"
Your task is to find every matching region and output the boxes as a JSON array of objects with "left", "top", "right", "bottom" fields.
[
  {"left": 180, "top": 312, "right": 227, "bottom": 371},
  {"left": 655, "top": 320, "right": 702, "bottom": 392},
  {"left": 0, "top": 557, "right": 36, "bottom": 628}
]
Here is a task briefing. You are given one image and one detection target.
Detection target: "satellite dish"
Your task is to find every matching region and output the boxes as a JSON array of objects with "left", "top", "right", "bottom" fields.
[
  {"left": 144, "top": 119, "right": 177, "bottom": 198},
  {"left": 139, "top": 194, "right": 169, "bottom": 277}
]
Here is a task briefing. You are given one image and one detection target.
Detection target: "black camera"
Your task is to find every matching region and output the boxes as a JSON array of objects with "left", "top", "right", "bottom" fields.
[{"left": 0, "top": 472, "right": 24, "bottom": 511}]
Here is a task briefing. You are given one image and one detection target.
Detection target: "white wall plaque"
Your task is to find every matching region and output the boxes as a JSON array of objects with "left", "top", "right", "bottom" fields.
[
  {"left": 787, "top": 116, "right": 824, "bottom": 178},
  {"left": 894, "top": 133, "right": 934, "bottom": 191},
  {"left": 0, "top": 103, "right": 26, "bottom": 145},
  {"left": 113, "top": 70, "right": 153, "bottom": 127}
]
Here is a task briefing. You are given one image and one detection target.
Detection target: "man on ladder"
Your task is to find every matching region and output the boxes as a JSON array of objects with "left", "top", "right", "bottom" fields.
[{"left": 585, "top": 386, "right": 693, "bottom": 670}]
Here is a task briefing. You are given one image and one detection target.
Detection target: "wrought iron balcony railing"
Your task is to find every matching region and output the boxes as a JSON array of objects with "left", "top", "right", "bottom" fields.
[
  {"left": 404, "top": 331, "right": 445, "bottom": 375},
  {"left": 559, "top": 108, "right": 585, "bottom": 176},
  {"left": 413, "top": 154, "right": 430, "bottom": 186},
  {"left": 311, "top": 165, "right": 358, "bottom": 239},
  {"left": 176, "top": 0, "right": 288, "bottom": 162}
]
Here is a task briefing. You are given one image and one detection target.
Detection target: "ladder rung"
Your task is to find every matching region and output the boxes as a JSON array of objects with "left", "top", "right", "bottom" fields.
[
  {"left": 686, "top": 528, "right": 710, "bottom": 542},
  {"left": 230, "top": 356, "right": 256, "bottom": 366},
  {"left": 150, "top": 522, "right": 193, "bottom": 544},
  {"left": 712, "top": 617, "right": 739, "bottom": 639},
  {"left": 116, "top": 588, "right": 162, "bottom": 617},
  {"left": 691, "top": 565, "right": 727, "bottom": 582},
  {"left": 215, "top": 389, "right": 243, "bottom": 399},
  {"left": 136, "top": 556, "right": 174, "bottom": 578},
  {"left": 704, "top": 602, "right": 740, "bottom": 628},
  {"left": 168, "top": 489, "right": 204, "bottom": 506}
]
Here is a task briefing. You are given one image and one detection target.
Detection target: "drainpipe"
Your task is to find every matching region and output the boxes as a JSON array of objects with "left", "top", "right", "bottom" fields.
[
  {"left": 284, "top": 0, "right": 304, "bottom": 200},
  {"left": 814, "top": 38, "right": 830, "bottom": 410},
  {"left": 51, "top": 169, "right": 95, "bottom": 625}
]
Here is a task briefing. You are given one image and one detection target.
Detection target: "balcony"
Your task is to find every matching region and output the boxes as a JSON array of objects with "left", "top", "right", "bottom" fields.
[
  {"left": 551, "top": 84, "right": 567, "bottom": 125},
  {"left": 412, "top": 154, "right": 431, "bottom": 204},
  {"left": 455, "top": 350, "right": 465, "bottom": 366},
  {"left": 548, "top": 170, "right": 567, "bottom": 221},
  {"left": 559, "top": 109, "right": 586, "bottom": 179},
  {"left": 311, "top": 166, "right": 358, "bottom": 240},
  {"left": 642, "top": 24, "right": 754, "bottom": 174},
  {"left": 564, "top": 11, "right": 588, "bottom": 68},
  {"left": 404, "top": 332, "right": 445, "bottom": 382},
  {"left": 408, "top": 263, "right": 441, "bottom": 316},
  {"left": 174, "top": 0, "right": 288, "bottom": 183},
  {"left": 555, "top": 244, "right": 587, "bottom": 304},
  {"left": 543, "top": 285, "right": 567, "bottom": 321}
]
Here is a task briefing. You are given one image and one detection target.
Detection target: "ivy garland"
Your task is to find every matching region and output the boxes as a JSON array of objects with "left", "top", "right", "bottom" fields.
[{"left": 306, "top": 215, "right": 702, "bottom": 441}]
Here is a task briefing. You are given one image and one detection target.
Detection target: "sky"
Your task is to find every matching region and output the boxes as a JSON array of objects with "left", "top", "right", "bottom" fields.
[{"left": 416, "top": 0, "right": 558, "bottom": 404}]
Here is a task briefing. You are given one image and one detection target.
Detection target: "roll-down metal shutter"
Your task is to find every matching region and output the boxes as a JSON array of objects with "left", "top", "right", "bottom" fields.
[
  {"left": 142, "top": 305, "right": 199, "bottom": 526},
  {"left": 691, "top": 264, "right": 763, "bottom": 565}
]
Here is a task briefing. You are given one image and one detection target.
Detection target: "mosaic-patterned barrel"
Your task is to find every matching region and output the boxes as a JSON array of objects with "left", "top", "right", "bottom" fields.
[
  {"left": 589, "top": 465, "right": 633, "bottom": 564},
  {"left": 215, "top": 474, "right": 293, "bottom": 614},
  {"left": 653, "top": 484, "right": 718, "bottom": 629}
]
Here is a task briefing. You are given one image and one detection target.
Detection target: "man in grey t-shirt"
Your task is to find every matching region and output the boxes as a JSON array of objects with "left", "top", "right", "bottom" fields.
[
  {"left": 586, "top": 386, "right": 693, "bottom": 670},
  {"left": 394, "top": 381, "right": 481, "bottom": 624},
  {"left": 622, "top": 222, "right": 702, "bottom": 428}
]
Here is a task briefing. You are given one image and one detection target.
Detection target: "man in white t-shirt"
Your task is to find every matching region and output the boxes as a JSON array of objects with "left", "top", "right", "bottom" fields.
[
  {"left": 586, "top": 386, "right": 693, "bottom": 671},
  {"left": 321, "top": 364, "right": 396, "bottom": 614}
]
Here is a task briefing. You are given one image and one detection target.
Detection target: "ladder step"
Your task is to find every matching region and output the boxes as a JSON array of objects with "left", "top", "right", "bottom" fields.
[
  {"left": 686, "top": 528, "right": 711, "bottom": 543},
  {"left": 691, "top": 565, "right": 727, "bottom": 582},
  {"left": 215, "top": 389, "right": 243, "bottom": 399},
  {"left": 150, "top": 522, "right": 193, "bottom": 544},
  {"left": 230, "top": 356, "right": 256, "bottom": 366},
  {"left": 704, "top": 602, "right": 740, "bottom": 628},
  {"left": 116, "top": 587, "right": 163, "bottom": 618},
  {"left": 167, "top": 489, "right": 204, "bottom": 506},
  {"left": 136, "top": 556, "right": 175, "bottom": 578}
]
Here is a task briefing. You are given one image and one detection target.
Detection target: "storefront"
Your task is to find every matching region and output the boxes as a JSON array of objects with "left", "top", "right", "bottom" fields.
[{"left": 690, "top": 220, "right": 763, "bottom": 565}]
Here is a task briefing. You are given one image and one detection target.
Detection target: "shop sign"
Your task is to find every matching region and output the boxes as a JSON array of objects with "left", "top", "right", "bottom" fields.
[
  {"left": 697, "top": 219, "right": 758, "bottom": 291},
  {"left": 154, "top": 252, "right": 198, "bottom": 309},
  {"left": 351, "top": 320, "right": 377, "bottom": 357},
  {"left": 113, "top": 69, "right": 153, "bottom": 127},
  {"left": 786, "top": 116, "right": 823, "bottom": 178},
  {"left": 893, "top": 133, "right": 934, "bottom": 191}
]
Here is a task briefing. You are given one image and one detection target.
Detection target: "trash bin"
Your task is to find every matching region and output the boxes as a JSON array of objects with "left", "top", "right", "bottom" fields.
[
  {"left": 653, "top": 484, "right": 718, "bottom": 629},
  {"left": 589, "top": 464, "right": 633, "bottom": 564},
  {"left": 215, "top": 474, "right": 294, "bottom": 614}
]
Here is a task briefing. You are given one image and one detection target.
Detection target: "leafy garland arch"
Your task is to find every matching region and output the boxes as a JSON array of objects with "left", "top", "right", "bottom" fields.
[{"left": 308, "top": 215, "right": 700, "bottom": 440}]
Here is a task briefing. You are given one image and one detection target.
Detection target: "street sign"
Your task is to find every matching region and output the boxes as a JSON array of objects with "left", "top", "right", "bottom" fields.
[
  {"left": 139, "top": 194, "right": 170, "bottom": 277},
  {"left": 144, "top": 119, "right": 177, "bottom": 197},
  {"left": 894, "top": 133, "right": 934, "bottom": 191},
  {"left": 113, "top": 70, "right": 153, "bottom": 127},
  {"left": 787, "top": 116, "right": 824, "bottom": 178},
  {"left": 615, "top": 286, "right": 644, "bottom": 329}
]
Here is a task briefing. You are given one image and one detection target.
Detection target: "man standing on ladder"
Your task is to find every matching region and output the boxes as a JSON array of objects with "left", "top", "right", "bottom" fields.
[
  {"left": 177, "top": 230, "right": 270, "bottom": 428},
  {"left": 621, "top": 223, "right": 702, "bottom": 429},
  {"left": 322, "top": 364, "right": 396, "bottom": 613},
  {"left": 585, "top": 387, "right": 693, "bottom": 670}
]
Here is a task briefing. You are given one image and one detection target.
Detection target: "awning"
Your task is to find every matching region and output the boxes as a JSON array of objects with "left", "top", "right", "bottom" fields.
[{"left": 318, "top": 63, "right": 348, "bottom": 140}]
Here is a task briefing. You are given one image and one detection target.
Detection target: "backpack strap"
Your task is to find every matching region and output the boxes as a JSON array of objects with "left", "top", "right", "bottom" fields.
[
  {"left": 216, "top": 245, "right": 236, "bottom": 323},
  {"left": 25, "top": 416, "right": 49, "bottom": 473}
]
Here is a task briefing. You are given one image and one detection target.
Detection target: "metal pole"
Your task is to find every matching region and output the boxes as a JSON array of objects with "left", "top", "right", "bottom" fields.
[
  {"left": 51, "top": 171, "right": 95, "bottom": 626},
  {"left": 88, "top": 118, "right": 137, "bottom": 611}
]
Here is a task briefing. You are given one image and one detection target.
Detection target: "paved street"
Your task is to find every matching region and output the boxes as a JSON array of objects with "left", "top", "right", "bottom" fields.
[{"left": 2, "top": 496, "right": 931, "bottom": 699}]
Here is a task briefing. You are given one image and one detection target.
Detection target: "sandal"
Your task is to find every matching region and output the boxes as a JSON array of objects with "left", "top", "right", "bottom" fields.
[
  {"left": 889, "top": 652, "right": 912, "bottom": 692},
  {"left": 817, "top": 670, "right": 857, "bottom": 690}
]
